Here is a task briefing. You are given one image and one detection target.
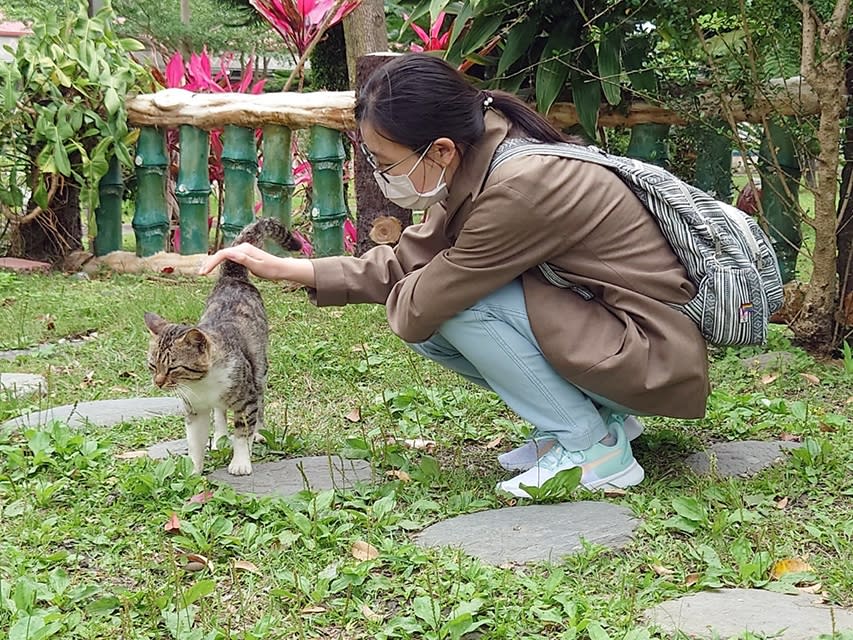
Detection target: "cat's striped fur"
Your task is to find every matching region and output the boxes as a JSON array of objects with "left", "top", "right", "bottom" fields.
[{"left": 144, "top": 218, "right": 301, "bottom": 475}]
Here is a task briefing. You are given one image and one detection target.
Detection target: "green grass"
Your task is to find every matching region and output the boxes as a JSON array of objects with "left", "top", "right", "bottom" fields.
[{"left": 1, "top": 270, "right": 852, "bottom": 639}]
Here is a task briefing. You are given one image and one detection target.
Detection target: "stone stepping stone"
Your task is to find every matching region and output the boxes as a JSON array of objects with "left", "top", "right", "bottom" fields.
[
  {"left": 208, "top": 456, "right": 373, "bottom": 497},
  {"left": 645, "top": 588, "right": 853, "bottom": 639},
  {"left": 740, "top": 350, "right": 795, "bottom": 371},
  {"left": 414, "top": 501, "right": 639, "bottom": 566},
  {"left": 148, "top": 438, "right": 189, "bottom": 459},
  {"left": 0, "top": 373, "right": 46, "bottom": 398},
  {"left": 685, "top": 440, "right": 801, "bottom": 478},
  {"left": 2, "top": 397, "right": 183, "bottom": 430}
]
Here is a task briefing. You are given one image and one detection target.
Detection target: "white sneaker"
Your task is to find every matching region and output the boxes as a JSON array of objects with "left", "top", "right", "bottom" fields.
[
  {"left": 497, "top": 416, "right": 644, "bottom": 472},
  {"left": 496, "top": 421, "right": 645, "bottom": 498}
]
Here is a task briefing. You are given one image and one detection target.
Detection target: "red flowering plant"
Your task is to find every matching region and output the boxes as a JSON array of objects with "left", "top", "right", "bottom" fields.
[
  {"left": 405, "top": 11, "right": 451, "bottom": 52},
  {"left": 153, "top": 49, "right": 266, "bottom": 250}
]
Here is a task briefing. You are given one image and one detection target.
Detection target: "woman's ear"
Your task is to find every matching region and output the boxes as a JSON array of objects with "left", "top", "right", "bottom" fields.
[{"left": 430, "top": 137, "right": 457, "bottom": 167}]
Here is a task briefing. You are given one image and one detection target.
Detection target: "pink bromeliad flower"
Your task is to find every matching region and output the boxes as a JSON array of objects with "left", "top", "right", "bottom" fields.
[
  {"left": 405, "top": 11, "right": 451, "bottom": 52},
  {"left": 249, "top": 0, "right": 361, "bottom": 57}
]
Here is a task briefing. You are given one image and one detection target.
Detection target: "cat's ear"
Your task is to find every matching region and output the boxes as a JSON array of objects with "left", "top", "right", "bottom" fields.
[
  {"left": 182, "top": 328, "right": 208, "bottom": 351},
  {"left": 144, "top": 312, "right": 168, "bottom": 336}
]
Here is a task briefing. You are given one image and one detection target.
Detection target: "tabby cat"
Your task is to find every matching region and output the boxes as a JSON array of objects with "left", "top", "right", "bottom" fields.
[{"left": 144, "top": 218, "right": 301, "bottom": 475}]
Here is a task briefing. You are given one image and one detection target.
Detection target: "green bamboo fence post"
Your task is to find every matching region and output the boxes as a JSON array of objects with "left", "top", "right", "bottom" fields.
[
  {"left": 132, "top": 127, "right": 169, "bottom": 257},
  {"left": 626, "top": 123, "right": 671, "bottom": 168},
  {"left": 259, "top": 125, "right": 295, "bottom": 228},
  {"left": 175, "top": 125, "right": 211, "bottom": 255},
  {"left": 308, "top": 126, "right": 346, "bottom": 257},
  {"left": 694, "top": 123, "right": 733, "bottom": 203},
  {"left": 759, "top": 120, "right": 801, "bottom": 283},
  {"left": 93, "top": 154, "right": 123, "bottom": 256},
  {"left": 220, "top": 125, "right": 258, "bottom": 246}
]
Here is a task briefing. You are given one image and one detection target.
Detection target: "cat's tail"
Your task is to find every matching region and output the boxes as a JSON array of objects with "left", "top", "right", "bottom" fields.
[{"left": 220, "top": 218, "right": 303, "bottom": 280}]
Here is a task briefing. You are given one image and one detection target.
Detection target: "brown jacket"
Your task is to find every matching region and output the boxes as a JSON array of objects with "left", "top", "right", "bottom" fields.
[{"left": 310, "top": 112, "right": 710, "bottom": 418}]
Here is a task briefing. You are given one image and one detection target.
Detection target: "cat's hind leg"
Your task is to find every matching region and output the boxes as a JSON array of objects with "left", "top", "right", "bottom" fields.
[
  {"left": 211, "top": 408, "right": 228, "bottom": 450},
  {"left": 185, "top": 410, "right": 209, "bottom": 474}
]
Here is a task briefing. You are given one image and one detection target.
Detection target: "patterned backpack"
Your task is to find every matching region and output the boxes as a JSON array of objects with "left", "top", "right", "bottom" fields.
[{"left": 489, "top": 139, "right": 784, "bottom": 346}]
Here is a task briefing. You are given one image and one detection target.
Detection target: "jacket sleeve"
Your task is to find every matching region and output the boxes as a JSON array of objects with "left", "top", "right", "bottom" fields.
[
  {"left": 308, "top": 208, "right": 452, "bottom": 306},
  {"left": 385, "top": 172, "right": 579, "bottom": 343}
]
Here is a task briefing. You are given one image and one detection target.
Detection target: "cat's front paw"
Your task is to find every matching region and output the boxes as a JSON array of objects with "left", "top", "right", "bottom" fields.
[{"left": 227, "top": 458, "right": 253, "bottom": 476}]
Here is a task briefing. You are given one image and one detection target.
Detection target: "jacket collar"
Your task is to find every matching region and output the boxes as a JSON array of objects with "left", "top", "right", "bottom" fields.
[{"left": 441, "top": 110, "right": 510, "bottom": 221}]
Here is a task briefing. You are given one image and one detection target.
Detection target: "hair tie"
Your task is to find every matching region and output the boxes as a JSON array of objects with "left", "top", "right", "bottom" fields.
[{"left": 482, "top": 91, "right": 494, "bottom": 112}]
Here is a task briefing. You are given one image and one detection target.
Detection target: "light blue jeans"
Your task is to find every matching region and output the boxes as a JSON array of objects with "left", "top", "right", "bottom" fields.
[{"left": 407, "top": 279, "right": 634, "bottom": 451}]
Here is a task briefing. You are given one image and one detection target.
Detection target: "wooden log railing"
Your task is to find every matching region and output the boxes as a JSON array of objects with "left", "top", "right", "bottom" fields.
[{"left": 89, "top": 77, "right": 826, "bottom": 268}]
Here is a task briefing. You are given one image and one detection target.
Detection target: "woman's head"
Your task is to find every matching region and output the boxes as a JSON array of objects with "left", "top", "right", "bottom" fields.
[
  {"left": 355, "top": 53, "right": 485, "bottom": 153},
  {"left": 355, "top": 53, "right": 569, "bottom": 156}
]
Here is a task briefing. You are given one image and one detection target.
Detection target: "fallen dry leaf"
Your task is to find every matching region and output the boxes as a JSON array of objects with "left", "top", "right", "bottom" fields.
[
  {"left": 819, "top": 422, "right": 837, "bottom": 433},
  {"left": 770, "top": 557, "right": 814, "bottom": 581},
  {"left": 185, "top": 561, "right": 206, "bottom": 572},
  {"left": 603, "top": 487, "right": 628, "bottom": 497},
  {"left": 846, "top": 397, "right": 853, "bottom": 405},
  {"left": 779, "top": 432, "right": 802, "bottom": 442},
  {"left": 800, "top": 373, "right": 820, "bottom": 385},
  {"left": 684, "top": 573, "right": 700, "bottom": 587},
  {"left": 116, "top": 450, "right": 149, "bottom": 460},
  {"left": 164, "top": 513, "right": 181, "bottom": 533},
  {"left": 760, "top": 373, "right": 779, "bottom": 385},
  {"left": 776, "top": 496, "right": 789, "bottom": 510},
  {"left": 385, "top": 469, "right": 411, "bottom": 482},
  {"left": 345, "top": 407, "right": 361, "bottom": 423},
  {"left": 401, "top": 438, "right": 436, "bottom": 451},
  {"left": 351, "top": 540, "right": 379, "bottom": 561},
  {"left": 185, "top": 552, "right": 213, "bottom": 570},
  {"left": 484, "top": 435, "right": 504, "bottom": 450},
  {"left": 301, "top": 605, "right": 327, "bottom": 615},
  {"left": 232, "top": 559, "right": 261, "bottom": 575},
  {"left": 651, "top": 564, "right": 675, "bottom": 577},
  {"left": 797, "top": 583, "right": 823, "bottom": 595},
  {"left": 361, "top": 604, "right": 383, "bottom": 622},
  {"left": 188, "top": 490, "right": 214, "bottom": 504}
]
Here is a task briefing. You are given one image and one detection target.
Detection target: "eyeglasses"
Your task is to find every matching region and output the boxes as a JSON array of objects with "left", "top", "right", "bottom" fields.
[{"left": 358, "top": 141, "right": 430, "bottom": 176}]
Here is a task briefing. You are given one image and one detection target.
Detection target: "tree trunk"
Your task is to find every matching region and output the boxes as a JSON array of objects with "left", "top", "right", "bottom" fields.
[
  {"left": 342, "top": 0, "right": 388, "bottom": 89},
  {"left": 354, "top": 53, "right": 411, "bottom": 256},
  {"left": 14, "top": 181, "right": 83, "bottom": 264},
  {"left": 789, "top": 0, "right": 850, "bottom": 353},
  {"left": 836, "top": 30, "right": 853, "bottom": 328}
]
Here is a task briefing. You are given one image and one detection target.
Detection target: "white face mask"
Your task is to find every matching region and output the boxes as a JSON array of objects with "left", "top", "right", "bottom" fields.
[{"left": 373, "top": 143, "right": 449, "bottom": 210}]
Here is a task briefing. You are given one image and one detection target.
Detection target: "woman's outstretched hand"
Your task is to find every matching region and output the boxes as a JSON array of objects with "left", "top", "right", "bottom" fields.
[{"left": 199, "top": 244, "right": 316, "bottom": 287}]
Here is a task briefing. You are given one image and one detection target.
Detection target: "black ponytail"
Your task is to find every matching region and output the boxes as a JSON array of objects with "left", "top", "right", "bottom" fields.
[{"left": 356, "top": 53, "right": 573, "bottom": 151}]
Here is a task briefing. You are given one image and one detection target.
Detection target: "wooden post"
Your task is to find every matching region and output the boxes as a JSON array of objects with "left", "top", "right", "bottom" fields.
[
  {"left": 175, "top": 125, "right": 211, "bottom": 255},
  {"left": 92, "top": 155, "right": 123, "bottom": 256},
  {"left": 354, "top": 53, "right": 412, "bottom": 256},
  {"left": 220, "top": 125, "right": 257, "bottom": 247},
  {"left": 132, "top": 127, "right": 169, "bottom": 257},
  {"left": 309, "top": 126, "right": 346, "bottom": 257}
]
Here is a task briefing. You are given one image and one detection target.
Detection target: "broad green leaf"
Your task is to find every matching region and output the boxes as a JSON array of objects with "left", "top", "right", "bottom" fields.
[
  {"left": 119, "top": 37, "right": 146, "bottom": 52},
  {"left": 570, "top": 68, "right": 601, "bottom": 140},
  {"left": 672, "top": 496, "right": 705, "bottom": 522},
  {"left": 535, "top": 23, "right": 575, "bottom": 114},
  {"left": 586, "top": 621, "right": 612, "bottom": 640},
  {"left": 446, "top": 2, "right": 474, "bottom": 55},
  {"left": 460, "top": 13, "right": 503, "bottom": 57},
  {"left": 86, "top": 595, "right": 121, "bottom": 616},
  {"left": 412, "top": 596, "right": 439, "bottom": 629},
  {"left": 497, "top": 18, "right": 538, "bottom": 77},
  {"left": 181, "top": 579, "right": 216, "bottom": 607},
  {"left": 104, "top": 87, "right": 120, "bottom": 115},
  {"left": 597, "top": 28, "right": 622, "bottom": 106},
  {"left": 429, "top": 0, "right": 451, "bottom": 23},
  {"left": 53, "top": 142, "right": 71, "bottom": 175}
]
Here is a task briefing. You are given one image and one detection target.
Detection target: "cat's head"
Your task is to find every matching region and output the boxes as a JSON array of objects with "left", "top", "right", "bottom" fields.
[{"left": 144, "top": 312, "right": 211, "bottom": 389}]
